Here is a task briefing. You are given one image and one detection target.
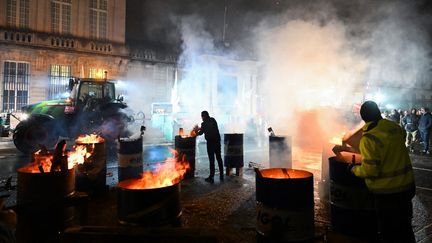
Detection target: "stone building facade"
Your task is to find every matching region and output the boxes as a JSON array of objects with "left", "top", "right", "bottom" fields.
[{"left": 0, "top": 0, "right": 130, "bottom": 112}]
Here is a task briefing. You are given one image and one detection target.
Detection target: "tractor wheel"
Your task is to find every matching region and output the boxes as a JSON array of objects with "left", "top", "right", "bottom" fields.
[{"left": 13, "top": 117, "right": 59, "bottom": 154}]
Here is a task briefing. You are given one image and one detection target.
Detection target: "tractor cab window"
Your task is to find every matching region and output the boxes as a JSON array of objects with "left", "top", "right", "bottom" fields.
[
  {"left": 103, "top": 83, "right": 115, "bottom": 100},
  {"left": 79, "top": 83, "right": 103, "bottom": 101},
  {"left": 78, "top": 81, "right": 115, "bottom": 104}
]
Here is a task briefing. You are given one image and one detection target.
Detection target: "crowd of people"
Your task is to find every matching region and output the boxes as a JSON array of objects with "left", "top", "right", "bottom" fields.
[{"left": 382, "top": 107, "right": 432, "bottom": 155}]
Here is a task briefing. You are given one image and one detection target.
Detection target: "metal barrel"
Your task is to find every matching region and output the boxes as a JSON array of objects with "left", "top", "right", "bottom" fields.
[
  {"left": 118, "top": 137, "right": 143, "bottom": 181},
  {"left": 269, "top": 136, "right": 292, "bottom": 168},
  {"left": 16, "top": 167, "right": 76, "bottom": 242},
  {"left": 329, "top": 156, "right": 378, "bottom": 240},
  {"left": 75, "top": 141, "right": 107, "bottom": 195},
  {"left": 256, "top": 168, "right": 314, "bottom": 242},
  {"left": 224, "top": 133, "right": 244, "bottom": 170},
  {"left": 174, "top": 135, "right": 196, "bottom": 179},
  {"left": 117, "top": 181, "right": 182, "bottom": 226}
]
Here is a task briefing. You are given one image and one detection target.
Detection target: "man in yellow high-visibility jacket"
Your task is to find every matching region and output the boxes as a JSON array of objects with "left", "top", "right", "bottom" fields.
[{"left": 351, "top": 100, "right": 416, "bottom": 243}]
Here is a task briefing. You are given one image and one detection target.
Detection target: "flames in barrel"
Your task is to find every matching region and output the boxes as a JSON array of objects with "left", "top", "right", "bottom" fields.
[
  {"left": 119, "top": 150, "right": 190, "bottom": 189},
  {"left": 19, "top": 134, "right": 103, "bottom": 173},
  {"left": 75, "top": 133, "right": 105, "bottom": 144}
]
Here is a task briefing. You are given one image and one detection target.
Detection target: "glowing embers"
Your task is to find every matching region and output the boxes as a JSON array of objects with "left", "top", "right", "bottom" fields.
[
  {"left": 258, "top": 168, "right": 312, "bottom": 179},
  {"left": 118, "top": 151, "right": 190, "bottom": 190},
  {"left": 75, "top": 133, "right": 105, "bottom": 144}
]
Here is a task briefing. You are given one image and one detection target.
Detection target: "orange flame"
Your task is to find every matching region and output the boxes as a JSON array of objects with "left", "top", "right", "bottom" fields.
[
  {"left": 119, "top": 150, "right": 190, "bottom": 189},
  {"left": 19, "top": 144, "right": 94, "bottom": 173},
  {"left": 259, "top": 168, "right": 312, "bottom": 179},
  {"left": 76, "top": 133, "right": 105, "bottom": 144},
  {"left": 19, "top": 150, "right": 55, "bottom": 173},
  {"left": 67, "top": 145, "right": 92, "bottom": 169},
  {"left": 329, "top": 136, "right": 343, "bottom": 145},
  {"left": 178, "top": 127, "right": 197, "bottom": 138}
]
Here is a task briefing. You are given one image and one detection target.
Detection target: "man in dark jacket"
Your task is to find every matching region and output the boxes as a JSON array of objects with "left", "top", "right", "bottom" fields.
[
  {"left": 418, "top": 107, "right": 432, "bottom": 154},
  {"left": 197, "top": 111, "right": 224, "bottom": 183},
  {"left": 401, "top": 108, "right": 420, "bottom": 152}
]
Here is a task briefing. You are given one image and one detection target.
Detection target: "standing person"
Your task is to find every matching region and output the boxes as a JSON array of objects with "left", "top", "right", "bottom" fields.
[
  {"left": 388, "top": 109, "right": 401, "bottom": 124},
  {"left": 350, "top": 101, "right": 416, "bottom": 243},
  {"left": 418, "top": 107, "right": 432, "bottom": 155},
  {"left": 401, "top": 108, "right": 420, "bottom": 152},
  {"left": 196, "top": 111, "right": 224, "bottom": 183}
]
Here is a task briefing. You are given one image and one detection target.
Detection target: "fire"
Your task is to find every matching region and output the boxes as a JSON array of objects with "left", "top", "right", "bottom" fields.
[
  {"left": 259, "top": 168, "right": 311, "bottom": 179},
  {"left": 76, "top": 133, "right": 105, "bottom": 144},
  {"left": 329, "top": 136, "right": 343, "bottom": 145},
  {"left": 19, "top": 145, "right": 92, "bottom": 173},
  {"left": 19, "top": 150, "right": 55, "bottom": 173},
  {"left": 67, "top": 145, "right": 92, "bottom": 169},
  {"left": 178, "top": 127, "right": 197, "bottom": 138},
  {"left": 119, "top": 151, "right": 190, "bottom": 189}
]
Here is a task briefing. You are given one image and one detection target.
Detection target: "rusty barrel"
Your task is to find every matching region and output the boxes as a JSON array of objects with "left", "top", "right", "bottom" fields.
[
  {"left": 329, "top": 156, "right": 377, "bottom": 240},
  {"left": 174, "top": 135, "right": 196, "bottom": 179},
  {"left": 117, "top": 180, "right": 182, "bottom": 226},
  {"left": 118, "top": 137, "right": 143, "bottom": 181},
  {"left": 256, "top": 168, "right": 314, "bottom": 242},
  {"left": 16, "top": 167, "right": 75, "bottom": 242},
  {"left": 269, "top": 136, "right": 292, "bottom": 168},
  {"left": 75, "top": 141, "right": 107, "bottom": 194},
  {"left": 224, "top": 133, "right": 243, "bottom": 175}
]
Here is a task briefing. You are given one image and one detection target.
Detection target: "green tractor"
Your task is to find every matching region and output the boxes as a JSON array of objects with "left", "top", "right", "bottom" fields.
[{"left": 13, "top": 78, "right": 131, "bottom": 153}]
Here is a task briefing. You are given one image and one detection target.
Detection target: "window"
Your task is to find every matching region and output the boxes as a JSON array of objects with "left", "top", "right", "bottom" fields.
[
  {"left": 2, "top": 61, "right": 29, "bottom": 112},
  {"left": 89, "top": 68, "right": 106, "bottom": 79},
  {"left": 7, "top": 0, "right": 29, "bottom": 28},
  {"left": 77, "top": 82, "right": 115, "bottom": 104},
  {"left": 49, "top": 65, "right": 71, "bottom": 99},
  {"left": 51, "top": 0, "right": 71, "bottom": 34},
  {"left": 89, "top": 0, "right": 107, "bottom": 39}
]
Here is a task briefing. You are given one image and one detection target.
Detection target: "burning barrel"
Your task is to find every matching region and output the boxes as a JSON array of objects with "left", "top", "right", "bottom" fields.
[
  {"left": 269, "top": 136, "right": 292, "bottom": 168},
  {"left": 329, "top": 156, "right": 377, "bottom": 240},
  {"left": 117, "top": 180, "right": 181, "bottom": 226},
  {"left": 117, "top": 154, "right": 188, "bottom": 226},
  {"left": 256, "top": 168, "right": 314, "bottom": 243},
  {"left": 224, "top": 133, "right": 244, "bottom": 176},
  {"left": 16, "top": 163, "right": 76, "bottom": 242},
  {"left": 174, "top": 135, "right": 196, "bottom": 179},
  {"left": 75, "top": 134, "right": 107, "bottom": 194},
  {"left": 118, "top": 136, "right": 143, "bottom": 181}
]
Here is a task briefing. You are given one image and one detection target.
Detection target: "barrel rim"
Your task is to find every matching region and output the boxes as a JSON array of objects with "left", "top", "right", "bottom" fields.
[
  {"left": 117, "top": 180, "right": 180, "bottom": 191},
  {"left": 257, "top": 168, "right": 313, "bottom": 180}
]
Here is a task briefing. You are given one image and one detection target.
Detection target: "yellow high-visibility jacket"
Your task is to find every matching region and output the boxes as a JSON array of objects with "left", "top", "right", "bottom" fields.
[{"left": 352, "top": 119, "right": 415, "bottom": 194}]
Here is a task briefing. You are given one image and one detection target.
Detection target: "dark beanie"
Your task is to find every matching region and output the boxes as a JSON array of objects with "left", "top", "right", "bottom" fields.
[
  {"left": 360, "top": 100, "right": 382, "bottom": 122},
  {"left": 201, "top": 110, "right": 209, "bottom": 118}
]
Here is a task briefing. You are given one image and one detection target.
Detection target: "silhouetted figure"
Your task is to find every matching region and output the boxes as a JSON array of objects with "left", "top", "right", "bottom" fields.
[
  {"left": 419, "top": 107, "right": 432, "bottom": 155},
  {"left": 196, "top": 111, "right": 224, "bottom": 183}
]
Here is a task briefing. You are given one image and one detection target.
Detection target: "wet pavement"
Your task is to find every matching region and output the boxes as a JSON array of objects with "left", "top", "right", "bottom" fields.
[{"left": 0, "top": 135, "right": 431, "bottom": 242}]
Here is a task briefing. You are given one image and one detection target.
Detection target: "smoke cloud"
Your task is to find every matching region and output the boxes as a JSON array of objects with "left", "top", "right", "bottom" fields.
[{"left": 125, "top": 0, "right": 431, "bottom": 147}]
